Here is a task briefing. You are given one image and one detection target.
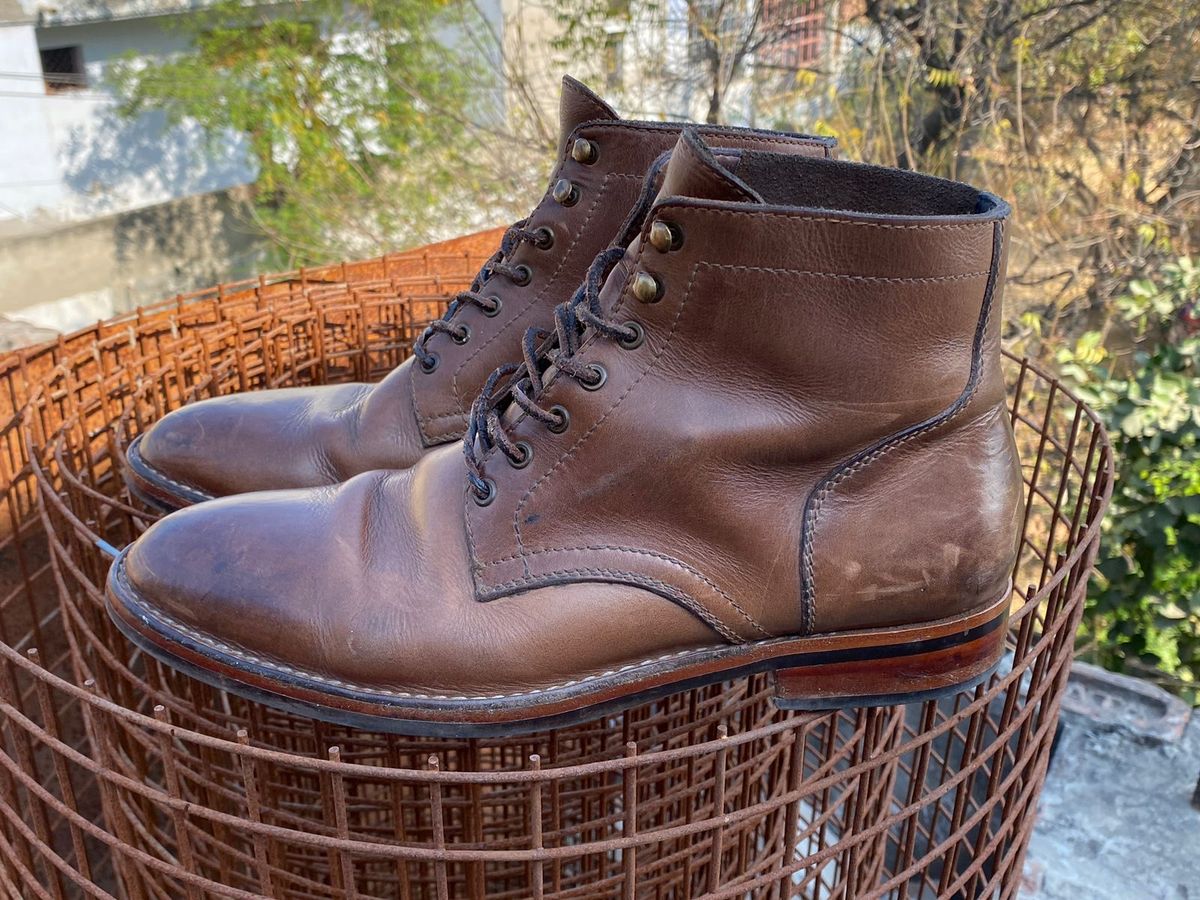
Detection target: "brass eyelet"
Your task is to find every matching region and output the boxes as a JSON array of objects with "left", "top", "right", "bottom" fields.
[
  {"left": 420, "top": 352, "right": 440, "bottom": 374},
  {"left": 581, "top": 363, "right": 607, "bottom": 391},
  {"left": 533, "top": 226, "right": 555, "bottom": 250},
  {"left": 452, "top": 324, "right": 471, "bottom": 345},
  {"left": 509, "top": 441, "right": 534, "bottom": 469},
  {"left": 631, "top": 272, "right": 662, "bottom": 304},
  {"left": 482, "top": 295, "right": 502, "bottom": 317},
  {"left": 511, "top": 265, "right": 533, "bottom": 286},
  {"left": 571, "top": 137, "right": 598, "bottom": 165},
  {"left": 649, "top": 220, "right": 683, "bottom": 252},
  {"left": 472, "top": 478, "right": 497, "bottom": 506},
  {"left": 552, "top": 179, "right": 579, "bottom": 207},
  {"left": 619, "top": 322, "right": 645, "bottom": 350},
  {"left": 547, "top": 404, "right": 570, "bottom": 434}
]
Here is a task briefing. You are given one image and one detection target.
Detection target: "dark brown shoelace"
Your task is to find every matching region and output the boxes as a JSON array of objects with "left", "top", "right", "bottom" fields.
[
  {"left": 462, "top": 245, "right": 635, "bottom": 503},
  {"left": 461, "top": 149, "right": 673, "bottom": 504},
  {"left": 411, "top": 221, "right": 549, "bottom": 374}
]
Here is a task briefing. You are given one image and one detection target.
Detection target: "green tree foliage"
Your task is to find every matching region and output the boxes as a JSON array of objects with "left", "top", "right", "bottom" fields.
[
  {"left": 1058, "top": 260, "right": 1200, "bottom": 701},
  {"left": 819, "top": 2, "right": 1198, "bottom": 317},
  {"left": 110, "top": 0, "right": 490, "bottom": 263}
]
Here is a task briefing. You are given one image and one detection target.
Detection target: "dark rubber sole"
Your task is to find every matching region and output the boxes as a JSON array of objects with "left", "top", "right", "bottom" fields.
[
  {"left": 123, "top": 434, "right": 213, "bottom": 513},
  {"left": 106, "top": 552, "right": 1011, "bottom": 738}
]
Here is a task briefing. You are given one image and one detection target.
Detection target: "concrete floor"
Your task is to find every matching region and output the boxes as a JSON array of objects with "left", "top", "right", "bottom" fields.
[{"left": 1023, "top": 664, "right": 1199, "bottom": 899}]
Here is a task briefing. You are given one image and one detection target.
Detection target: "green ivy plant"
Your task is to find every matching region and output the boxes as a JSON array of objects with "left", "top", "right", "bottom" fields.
[{"left": 1058, "top": 258, "right": 1200, "bottom": 703}]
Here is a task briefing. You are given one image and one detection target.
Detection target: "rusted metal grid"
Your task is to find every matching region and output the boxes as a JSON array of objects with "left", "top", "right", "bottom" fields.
[{"left": 0, "top": 243, "right": 1111, "bottom": 899}]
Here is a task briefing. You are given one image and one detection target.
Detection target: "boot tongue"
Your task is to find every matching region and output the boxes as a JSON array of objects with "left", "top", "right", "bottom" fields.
[
  {"left": 557, "top": 76, "right": 619, "bottom": 157},
  {"left": 657, "top": 128, "right": 764, "bottom": 204}
]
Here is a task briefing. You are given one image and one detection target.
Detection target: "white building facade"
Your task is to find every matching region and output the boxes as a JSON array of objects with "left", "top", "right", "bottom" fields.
[{"left": 0, "top": 0, "right": 256, "bottom": 225}]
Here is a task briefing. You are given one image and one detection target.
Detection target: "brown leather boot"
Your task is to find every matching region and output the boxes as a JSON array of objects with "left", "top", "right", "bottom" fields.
[
  {"left": 108, "top": 130, "right": 1023, "bottom": 735},
  {"left": 126, "top": 77, "right": 834, "bottom": 510}
]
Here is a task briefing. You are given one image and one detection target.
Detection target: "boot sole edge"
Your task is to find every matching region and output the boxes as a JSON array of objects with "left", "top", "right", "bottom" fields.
[
  {"left": 106, "top": 553, "right": 1011, "bottom": 738},
  {"left": 123, "top": 434, "right": 213, "bottom": 513}
]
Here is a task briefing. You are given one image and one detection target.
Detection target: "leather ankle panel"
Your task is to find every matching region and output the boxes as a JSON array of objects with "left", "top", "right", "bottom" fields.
[{"left": 806, "top": 401, "right": 1023, "bottom": 633}]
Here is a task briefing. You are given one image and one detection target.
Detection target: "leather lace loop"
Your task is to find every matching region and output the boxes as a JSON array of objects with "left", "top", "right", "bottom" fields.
[
  {"left": 463, "top": 245, "right": 640, "bottom": 499},
  {"left": 411, "top": 221, "right": 545, "bottom": 370},
  {"left": 461, "top": 148, "right": 673, "bottom": 502}
]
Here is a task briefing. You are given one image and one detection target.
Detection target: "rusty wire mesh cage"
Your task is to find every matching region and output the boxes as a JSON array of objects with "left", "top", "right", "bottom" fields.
[{"left": 0, "top": 242, "right": 1111, "bottom": 899}]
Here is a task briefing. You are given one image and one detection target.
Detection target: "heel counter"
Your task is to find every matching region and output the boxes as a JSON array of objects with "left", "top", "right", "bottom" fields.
[{"left": 808, "top": 402, "right": 1023, "bottom": 634}]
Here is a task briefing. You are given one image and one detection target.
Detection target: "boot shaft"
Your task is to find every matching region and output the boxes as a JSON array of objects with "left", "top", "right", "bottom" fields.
[
  {"left": 410, "top": 77, "right": 835, "bottom": 442},
  {"left": 129, "top": 78, "right": 834, "bottom": 507},
  {"left": 465, "top": 130, "right": 1022, "bottom": 640}
]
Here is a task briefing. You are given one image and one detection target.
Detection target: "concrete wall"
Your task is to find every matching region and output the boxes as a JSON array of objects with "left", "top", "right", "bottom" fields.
[
  {"left": 0, "top": 186, "right": 267, "bottom": 333},
  {"left": 0, "top": 6, "right": 261, "bottom": 336},
  {"left": 0, "top": 1, "right": 513, "bottom": 339},
  {"left": 34, "top": 15, "right": 255, "bottom": 221},
  {"left": 19, "top": 1, "right": 209, "bottom": 27}
]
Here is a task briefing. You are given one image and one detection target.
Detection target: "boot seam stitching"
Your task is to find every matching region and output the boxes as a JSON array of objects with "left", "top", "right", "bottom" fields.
[
  {"left": 483, "top": 546, "right": 772, "bottom": 639},
  {"left": 653, "top": 205, "right": 994, "bottom": 231},
  {"left": 799, "top": 220, "right": 1005, "bottom": 635},
  {"left": 501, "top": 261, "right": 981, "bottom": 639},
  {"left": 481, "top": 254, "right": 765, "bottom": 638},
  {"left": 410, "top": 415, "right": 466, "bottom": 445},
  {"left": 115, "top": 554, "right": 729, "bottom": 700},
  {"left": 130, "top": 439, "right": 215, "bottom": 499},
  {"left": 415, "top": 143, "right": 853, "bottom": 434},
  {"left": 112, "top": 557, "right": 1001, "bottom": 704},
  {"left": 510, "top": 246, "right": 683, "bottom": 552},
  {"left": 483, "top": 567, "right": 743, "bottom": 642},
  {"left": 572, "top": 120, "right": 834, "bottom": 151},
  {"left": 509, "top": 239, "right": 663, "bottom": 559},
  {"left": 444, "top": 173, "right": 642, "bottom": 417},
  {"left": 685, "top": 144, "right": 760, "bottom": 202},
  {"left": 661, "top": 267, "right": 989, "bottom": 284}
]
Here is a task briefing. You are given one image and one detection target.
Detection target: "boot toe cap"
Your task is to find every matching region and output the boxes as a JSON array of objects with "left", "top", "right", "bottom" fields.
[
  {"left": 134, "top": 384, "right": 371, "bottom": 499},
  {"left": 109, "top": 456, "right": 725, "bottom": 707},
  {"left": 116, "top": 487, "right": 339, "bottom": 660}
]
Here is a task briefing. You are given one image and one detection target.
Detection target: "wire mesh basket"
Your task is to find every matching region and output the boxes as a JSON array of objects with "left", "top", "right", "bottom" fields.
[{"left": 0, "top": 242, "right": 1111, "bottom": 899}]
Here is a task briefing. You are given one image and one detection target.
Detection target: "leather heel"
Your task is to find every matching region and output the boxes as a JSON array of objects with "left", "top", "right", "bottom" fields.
[{"left": 771, "top": 592, "right": 1010, "bottom": 711}]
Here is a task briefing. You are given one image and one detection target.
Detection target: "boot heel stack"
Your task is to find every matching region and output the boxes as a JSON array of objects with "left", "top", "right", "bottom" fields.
[{"left": 771, "top": 588, "right": 1011, "bottom": 711}]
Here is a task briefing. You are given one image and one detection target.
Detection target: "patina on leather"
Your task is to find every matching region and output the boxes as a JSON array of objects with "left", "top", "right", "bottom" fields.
[
  {"left": 108, "top": 130, "right": 1022, "bottom": 732},
  {"left": 129, "top": 77, "right": 835, "bottom": 505}
]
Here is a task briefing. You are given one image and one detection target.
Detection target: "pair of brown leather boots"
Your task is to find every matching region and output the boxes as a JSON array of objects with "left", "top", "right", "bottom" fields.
[{"left": 107, "top": 77, "right": 1023, "bottom": 736}]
